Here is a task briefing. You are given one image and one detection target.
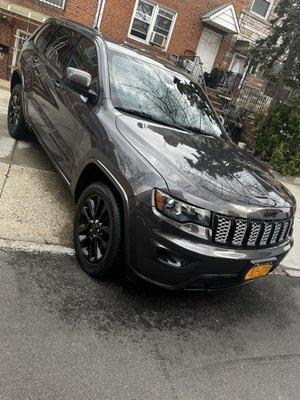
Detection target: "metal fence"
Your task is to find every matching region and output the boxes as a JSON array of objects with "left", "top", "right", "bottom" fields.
[
  {"left": 176, "top": 54, "right": 273, "bottom": 141},
  {"left": 233, "top": 86, "right": 272, "bottom": 115}
]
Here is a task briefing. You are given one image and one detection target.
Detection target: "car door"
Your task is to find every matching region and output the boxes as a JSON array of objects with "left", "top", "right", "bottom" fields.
[
  {"left": 26, "top": 23, "right": 58, "bottom": 133},
  {"left": 51, "top": 36, "right": 101, "bottom": 178},
  {"left": 34, "top": 27, "right": 80, "bottom": 177}
]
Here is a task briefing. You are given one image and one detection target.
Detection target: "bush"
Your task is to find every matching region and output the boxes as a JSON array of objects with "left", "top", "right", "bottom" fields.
[{"left": 254, "top": 101, "right": 300, "bottom": 175}]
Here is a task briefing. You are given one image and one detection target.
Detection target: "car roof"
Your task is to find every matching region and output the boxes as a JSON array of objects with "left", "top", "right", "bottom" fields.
[
  {"left": 46, "top": 19, "right": 192, "bottom": 79},
  {"left": 46, "top": 18, "right": 102, "bottom": 39}
]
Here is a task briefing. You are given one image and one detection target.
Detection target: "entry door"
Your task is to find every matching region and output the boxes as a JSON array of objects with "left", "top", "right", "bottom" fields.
[{"left": 196, "top": 28, "right": 222, "bottom": 73}]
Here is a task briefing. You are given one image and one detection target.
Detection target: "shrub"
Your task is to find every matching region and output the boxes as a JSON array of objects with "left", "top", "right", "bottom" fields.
[{"left": 254, "top": 101, "right": 300, "bottom": 175}]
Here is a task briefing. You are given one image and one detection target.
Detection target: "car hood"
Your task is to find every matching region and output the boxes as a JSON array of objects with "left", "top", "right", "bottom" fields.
[{"left": 116, "top": 115, "right": 295, "bottom": 214}]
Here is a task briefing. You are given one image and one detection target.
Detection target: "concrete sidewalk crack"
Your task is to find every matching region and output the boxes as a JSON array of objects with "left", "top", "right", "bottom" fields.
[
  {"left": 0, "top": 163, "right": 12, "bottom": 199},
  {"left": 0, "top": 140, "right": 17, "bottom": 199}
]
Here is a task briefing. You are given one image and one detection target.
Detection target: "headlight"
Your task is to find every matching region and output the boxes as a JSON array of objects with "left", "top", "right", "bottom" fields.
[{"left": 154, "top": 189, "right": 211, "bottom": 227}]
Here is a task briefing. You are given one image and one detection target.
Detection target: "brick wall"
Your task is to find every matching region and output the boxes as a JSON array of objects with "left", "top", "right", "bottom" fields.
[
  {"left": 1, "top": 0, "right": 250, "bottom": 80},
  {"left": 223, "top": 0, "right": 279, "bottom": 84},
  {"left": 16, "top": 0, "right": 98, "bottom": 25},
  {"left": 0, "top": 0, "right": 98, "bottom": 79},
  {"left": 0, "top": 17, "right": 38, "bottom": 79},
  {"left": 100, "top": 0, "right": 249, "bottom": 61}
]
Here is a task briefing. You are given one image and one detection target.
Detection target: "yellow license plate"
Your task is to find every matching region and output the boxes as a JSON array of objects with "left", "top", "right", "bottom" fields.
[{"left": 244, "top": 263, "right": 273, "bottom": 281}]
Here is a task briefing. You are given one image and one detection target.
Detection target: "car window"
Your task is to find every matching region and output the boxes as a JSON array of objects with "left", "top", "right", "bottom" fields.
[
  {"left": 108, "top": 49, "right": 224, "bottom": 138},
  {"left": 45, "top": 27, "right": 79, "bottom": 71},
  {"left": 67, "top": 37, "right": 99, "bottom": 95},
  {"left": 34, "top": 24, "right": 57, "bottom": 53}
]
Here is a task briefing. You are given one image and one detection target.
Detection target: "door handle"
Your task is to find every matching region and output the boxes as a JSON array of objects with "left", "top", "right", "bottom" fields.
[
  {"left": 33, "top": 56, "right": 38, "bottom": 64},
  {"left": 53, "top": 79, "right": 61, "bottom": 88}
]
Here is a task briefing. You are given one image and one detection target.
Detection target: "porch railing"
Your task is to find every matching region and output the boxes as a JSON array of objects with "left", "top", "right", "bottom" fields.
[{"left": 176, "top": 55, "right": 273, "bottom": 142}]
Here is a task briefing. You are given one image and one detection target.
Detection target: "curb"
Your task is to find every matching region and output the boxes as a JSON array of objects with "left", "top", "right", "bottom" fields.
[
  {"left": 0, "top": 238, "right": 75, "bottom": 256},
  {"left": 0, "top": 238, "right": 297, "bottom": 278}
]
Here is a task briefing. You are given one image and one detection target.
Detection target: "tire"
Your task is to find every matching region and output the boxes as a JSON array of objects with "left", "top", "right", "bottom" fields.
[
  {"left": 73, "top": 182, "right": 123, "bottom": 278},
  {"left": 7, "top": 84, "right": 32, "bottom": 140}
]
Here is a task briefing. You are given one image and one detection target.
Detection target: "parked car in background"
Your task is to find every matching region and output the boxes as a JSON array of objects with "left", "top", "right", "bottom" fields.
[{"left": 8, "top": 19, "right": 296, "bottom": 290}]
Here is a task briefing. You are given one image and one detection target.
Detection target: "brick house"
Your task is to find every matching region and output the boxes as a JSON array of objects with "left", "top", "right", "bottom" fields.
[
  {"left": 0, "top": 0, "right": 98, "bottom": 80},
  {"left": 222, "top": 0, "right": 278, "bottom": 89},
  {"left": 0, "top": 0, "right": 250, "bottom": 81},
  {"left": 98, "top": 0, "right": 246, "bottom": 71},
  {"left": 217, "top": 0, "right": 279, "bottom": 145}
]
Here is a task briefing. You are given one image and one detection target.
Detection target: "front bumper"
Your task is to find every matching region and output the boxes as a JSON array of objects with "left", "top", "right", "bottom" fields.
[{"left": 130, "top": 202, "right": 293, "bottom": 290}]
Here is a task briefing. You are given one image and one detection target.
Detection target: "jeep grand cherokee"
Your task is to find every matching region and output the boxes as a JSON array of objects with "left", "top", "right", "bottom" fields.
[{"left": 8, "top": 19, "right": 296, "bottom": 290}]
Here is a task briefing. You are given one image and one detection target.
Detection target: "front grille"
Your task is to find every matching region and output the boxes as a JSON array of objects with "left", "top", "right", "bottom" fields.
[{"left": 213, "top": 214, "right": 292, "bottom": 248}]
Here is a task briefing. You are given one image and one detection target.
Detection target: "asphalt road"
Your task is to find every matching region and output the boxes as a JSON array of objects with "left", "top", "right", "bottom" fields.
[{"left": 0, "top": 249, "right": 299, "bottom": 400}]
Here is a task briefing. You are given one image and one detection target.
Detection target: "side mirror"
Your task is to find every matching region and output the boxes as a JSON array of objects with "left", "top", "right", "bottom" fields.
[
  {"left": 65, "top": 67, "right": 91, "bottom": 90},
  {"left": 65, "top": 67, "right": 97, "bottom": 102}
]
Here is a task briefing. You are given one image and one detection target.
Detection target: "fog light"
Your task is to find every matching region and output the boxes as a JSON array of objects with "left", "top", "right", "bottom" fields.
[{"left": 157, "top": 247, "right": 192, "bottom": 268}]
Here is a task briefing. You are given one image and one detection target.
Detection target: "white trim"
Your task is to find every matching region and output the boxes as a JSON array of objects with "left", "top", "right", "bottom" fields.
[
  {"left": 38, "top": 0, "right": 66, "bottom": 10},
  {"left": 196, "top": 28, "right": 222, "bottom": 73},
  {"left": 94, "top": 0, "right": 106, "bottom": 29},
  {"left": 127, "top": 0, "right": 177, "bottom": 52},
  {"left": 229, "top": 52, "right": 247, "bottom": 72},
  {"left": 11, "top": 29, "right": 31, "bottom": 71},
  {"left": 250, "top": 0, "right": 274, "bottom": 21},
  {"left": 202, "top": 4, "right": 240, "bottom": 34}
]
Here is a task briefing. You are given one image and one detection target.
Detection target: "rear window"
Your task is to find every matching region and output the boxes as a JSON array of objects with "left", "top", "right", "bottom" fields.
[
  {"left": 45, "top": 27, "right": 79, "bottom": 71},
  {"left": 34, "top": 24, "right": 57, "bottom": 53}
]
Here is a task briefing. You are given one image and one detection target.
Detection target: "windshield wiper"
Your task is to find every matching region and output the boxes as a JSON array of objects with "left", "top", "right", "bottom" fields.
[
  {"left": 181, "top": 125, "right": 218, "bottom": 138},
  {"left": 115, "top": 107, "right": 188, "bottom": 132}
]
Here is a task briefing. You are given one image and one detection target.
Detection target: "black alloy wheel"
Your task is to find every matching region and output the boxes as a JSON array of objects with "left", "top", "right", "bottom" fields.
[
  {"left": 8, "top": 90, "right": 21, "bottom": 130},
  {"left": 78, "top": 194, "right": 112, "bottom": 264},
  {"left": 7, "top": 84, "right": 32, "bottom": 140},
  {"left": 74, "top": 182, "right": 122, "bottom": 278}
]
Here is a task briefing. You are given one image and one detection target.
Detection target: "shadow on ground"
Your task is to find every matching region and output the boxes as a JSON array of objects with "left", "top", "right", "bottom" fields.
[{"left": 5, "top": 249, "right": 299, "bottom": 336}]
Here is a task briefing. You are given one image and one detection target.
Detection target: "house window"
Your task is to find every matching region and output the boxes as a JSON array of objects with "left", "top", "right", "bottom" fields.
[
  {"left": 129, "top": 0, "right": 176, "bottom": 50},
  {"left": 230, "top": 53, "right": 247, "bottom": 75},
  {"left": 39, "top": 0, "right": 66, "bottom": 9},
  {"left": 251, "top": 0, "right": 273, "bottom": 19}
]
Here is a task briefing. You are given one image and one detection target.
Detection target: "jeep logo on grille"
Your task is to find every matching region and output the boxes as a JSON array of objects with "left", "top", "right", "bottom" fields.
[{"left": 264, "top": 210, "right": 279, "bottom": 219}]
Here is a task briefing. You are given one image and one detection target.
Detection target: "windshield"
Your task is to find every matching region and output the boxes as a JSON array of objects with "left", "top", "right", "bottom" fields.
[{"left": 108, "top": 49, "right": 225, "bottom": 138}]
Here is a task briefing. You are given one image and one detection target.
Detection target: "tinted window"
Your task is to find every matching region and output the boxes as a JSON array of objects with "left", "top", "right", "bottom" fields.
[
  {"left": 45, "top": 27, "right": 78, "bottom": 71},
  {"left": 108, "top": 50, "right": 224, "bottom": 138},
  {"left": 34, "top": 24, "right": 57, "bottom": 53},
  {"left": 67, "top": 37, "right": 99, "bottom": 95}
]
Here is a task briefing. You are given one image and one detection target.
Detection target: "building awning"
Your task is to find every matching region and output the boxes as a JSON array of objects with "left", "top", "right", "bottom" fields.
[
  {"left": 0, "top": 0, "right": 49, "bottom": 23},
  {"left": 233, "top": 40, "right": 251, "bottom": 55},
  {"left": 202, "top": 4, "right": 240, "bottom": 34}
]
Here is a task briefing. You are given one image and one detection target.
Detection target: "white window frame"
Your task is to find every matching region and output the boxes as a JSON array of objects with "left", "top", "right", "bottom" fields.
[
  {"left": 250, "top": 0, "right": 274, "bottom": 20},
  {"left": 39, "top": 0, "right": 66, "bottom": 10},
  {"left": 11, "top": 29, "right": 31, "bottom": 71},
  {"left": 229, "top": 52, "right": 247, "bottom": 74},
  {"left": 128, "top": 0, "right": 177, "bottom": 51}
]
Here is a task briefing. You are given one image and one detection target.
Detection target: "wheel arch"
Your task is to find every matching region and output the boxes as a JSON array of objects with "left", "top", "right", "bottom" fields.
[
  {"left": 10, "top": 70, "right": 23, "bottom": 92},
  {"left": 73, "top": 160, "right": 133, "bottom": 267}
]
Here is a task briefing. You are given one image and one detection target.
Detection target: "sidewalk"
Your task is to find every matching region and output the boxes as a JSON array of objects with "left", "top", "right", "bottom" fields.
[
  {"left": 0, "top": 79, "right": 299, "bottom": 274},
  {"left": 0, "top": 80, "right": 74, "bottom": 247},
  {"left": 280, "top": 182, "right": 300, "bottom": 277}
]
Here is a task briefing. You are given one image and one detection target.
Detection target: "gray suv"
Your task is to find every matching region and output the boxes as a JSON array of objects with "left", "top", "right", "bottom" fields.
[{"left": 8, "top": 19, "right": 296, "bottom": 290}]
